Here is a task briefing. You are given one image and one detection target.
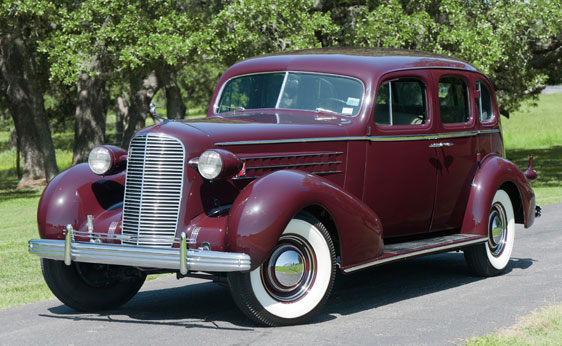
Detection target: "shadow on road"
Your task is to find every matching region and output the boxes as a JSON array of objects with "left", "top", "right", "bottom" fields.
[{"left": 40, "top": 252, "right": 535, "bottom": 328}]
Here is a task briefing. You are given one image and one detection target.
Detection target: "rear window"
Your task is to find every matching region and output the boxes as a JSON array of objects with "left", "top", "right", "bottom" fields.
[
  {"left": 477, "top": 80, "right": 494, "bottom": 122},
  {"left": 374, "top": 78, "right": 427, "bottom": 126},
  {"left": 438, "top": 76, "right": 470, "bottom": 124}
]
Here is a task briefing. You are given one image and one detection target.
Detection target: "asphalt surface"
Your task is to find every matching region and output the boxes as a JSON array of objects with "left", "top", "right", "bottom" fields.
[{"left": 1, "top": 203, "right": 561, "bottom": 346}]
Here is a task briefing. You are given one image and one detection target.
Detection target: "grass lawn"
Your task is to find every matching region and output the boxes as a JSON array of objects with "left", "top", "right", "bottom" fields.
[
  {"left": 503, "top": 93, "right": 562, "bottom": 206},
  {"left": 466, "top": 304, "right": 562, "bottom": 345},
  {"left": 0, "top": 190, "right": 51, "bottom": 307},
  {"left": 0, "top": 95, "right": 560, "bottom": 313}
]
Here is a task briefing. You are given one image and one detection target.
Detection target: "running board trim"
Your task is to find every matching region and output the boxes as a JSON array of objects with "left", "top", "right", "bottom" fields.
[{"left": 342, "top": 235, "right": 487, "bottom": 273}]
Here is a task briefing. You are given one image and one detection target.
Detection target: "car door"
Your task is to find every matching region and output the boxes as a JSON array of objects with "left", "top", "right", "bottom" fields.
[
  {"left": 363, "top": 71, "right": 438, "bottom": 238},
  {"left": 429, "top": 71, "right": 479, "bottom": 232}
]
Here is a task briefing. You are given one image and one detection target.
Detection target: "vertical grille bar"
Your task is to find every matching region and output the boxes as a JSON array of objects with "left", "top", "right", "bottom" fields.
[{"left": 122, "top": 134, "right": 185, "bottom": 247}]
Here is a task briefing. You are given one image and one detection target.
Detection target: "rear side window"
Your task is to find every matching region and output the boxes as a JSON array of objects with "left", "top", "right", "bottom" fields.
[
  {"left": 477, "top": 80, "right": 494, "bottom": 122},
  {"left": 374, "top": 79, "right": 427, "bottom": 126},
  {"left": 438, "top": 76, "right": 470, "bottom": 124}
]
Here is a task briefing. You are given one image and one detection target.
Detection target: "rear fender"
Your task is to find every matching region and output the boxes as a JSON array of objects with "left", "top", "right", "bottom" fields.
[
  {"left": 37, "top": 164, "right": 126, "bottom": 240},
  {"left": 226, "top": 170, "right": 383, "bottom": 270},
  {"left": 460, "top": 155, "right": 536, "bottom": 237}
]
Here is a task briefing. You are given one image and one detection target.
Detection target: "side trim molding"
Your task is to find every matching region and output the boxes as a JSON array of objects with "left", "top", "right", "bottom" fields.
[{"left": 215, "top": 129, "right": 500, "bottom": 146}]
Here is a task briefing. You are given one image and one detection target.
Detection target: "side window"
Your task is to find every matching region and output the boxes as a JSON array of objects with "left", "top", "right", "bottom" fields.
[
  {"left": 374, "top": 79, "right": 427, "bottom": 126},
  {"left": 477, "top": 80, "right": 494, "bottom": 121},
  {"left": 438, "top": 76, "right": 470, "bottom": 124}
]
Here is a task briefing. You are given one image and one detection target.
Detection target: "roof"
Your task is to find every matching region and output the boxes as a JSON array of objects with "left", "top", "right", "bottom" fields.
[{"left": 221, "top": 47, "right": 480, "bottom": 83}]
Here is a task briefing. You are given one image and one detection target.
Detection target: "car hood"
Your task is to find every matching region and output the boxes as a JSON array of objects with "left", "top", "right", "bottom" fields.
[{"left": 135, "top": 112, "right": 351, "bottom": 154}]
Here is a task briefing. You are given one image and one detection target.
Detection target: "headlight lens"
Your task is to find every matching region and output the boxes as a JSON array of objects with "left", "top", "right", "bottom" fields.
[
  {"left": 88, "top": 146, "right": 112, "bottom": 175},
  {"left": 198, "top": 150, "right": 223, "bottom": 179}
]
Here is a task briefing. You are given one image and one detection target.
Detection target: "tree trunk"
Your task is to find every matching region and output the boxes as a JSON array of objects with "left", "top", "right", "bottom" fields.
[
  {"left": 157, "top": 66, "right": 186, "bottom": 119},
  {"left": 121, "top": 71, "right": 159, "bottom": 148},
  {"left": 72, "top": 55, "right": 107, "bottom": 164},
  {"left": 0, "top": 35, "right": 58, "bottom": 183},
  {"left": 114, "top": 95, "right": 129, "bottom": 146}
]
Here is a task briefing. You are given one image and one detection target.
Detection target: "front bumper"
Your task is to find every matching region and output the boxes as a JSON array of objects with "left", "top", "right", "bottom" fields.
[{"left": 29, "top": 226, "right": 251, "bottom": 274}]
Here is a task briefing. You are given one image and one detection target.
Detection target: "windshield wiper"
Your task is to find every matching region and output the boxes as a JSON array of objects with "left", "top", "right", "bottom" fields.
[
  {"left": 222, "top": 105, "right": 246, "bottom": 111},
  {"left": 315, "top": 107, "right": 339, "bottom": 115}
]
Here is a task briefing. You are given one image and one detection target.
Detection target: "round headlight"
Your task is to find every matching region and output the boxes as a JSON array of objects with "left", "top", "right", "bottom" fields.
[
  {"left": 198, "top": 150, "right": 223, "bottom": 179},
  {"left": 88, "top": 146, "right": 112, "bottom": 175}
]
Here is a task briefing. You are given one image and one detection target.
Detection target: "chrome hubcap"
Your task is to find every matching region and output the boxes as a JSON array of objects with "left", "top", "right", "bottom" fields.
[
  {"left": 272, "top": 248, "right": 305, "bottom": 287},
  {"left": 262, "top": 235, "right": 316, "bottom": 302},
  {"left": 488, "top": 202, "right": 507, "bottom": 257}
]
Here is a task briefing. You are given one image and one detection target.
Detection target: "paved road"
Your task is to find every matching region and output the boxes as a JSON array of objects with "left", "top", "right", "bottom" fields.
[{"left": 1, "top": 203, "right": 561, "bottom": 346}]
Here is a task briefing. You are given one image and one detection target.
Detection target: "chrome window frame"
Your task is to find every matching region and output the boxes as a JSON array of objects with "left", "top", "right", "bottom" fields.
[{"left": 477, "top": 79, "right": 496, "bottom": 123}]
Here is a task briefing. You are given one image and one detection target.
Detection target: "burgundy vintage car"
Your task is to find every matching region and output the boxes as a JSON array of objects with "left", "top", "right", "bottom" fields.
[{"left": 29, "top": 48, "right": 540, "bottom": 326}]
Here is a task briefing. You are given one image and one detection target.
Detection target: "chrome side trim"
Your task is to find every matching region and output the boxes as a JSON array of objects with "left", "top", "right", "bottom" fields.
[
  {"left": 246, "top": 161, "right": 342, "bottom": 170},
  {"left": 215, "top": 129, "right": 500, "bottom": 146},
  {"left": 240, "top": 152, "right": 344, "bottom": 160},
  {"left": 342, "top": 236, "right": 487, "bottom": 273},
  {"left": 29, "top": 238, "right": 251, "bottom": 273}
]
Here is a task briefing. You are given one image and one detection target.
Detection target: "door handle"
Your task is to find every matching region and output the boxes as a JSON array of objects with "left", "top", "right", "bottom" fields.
[{"left": 429, "top": 142, "right": 454, "bottom": 148}]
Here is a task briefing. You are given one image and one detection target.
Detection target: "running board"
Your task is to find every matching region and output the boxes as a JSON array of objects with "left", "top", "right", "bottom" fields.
[{"left": 342, "top": 234, "right": 487, "bottom": 273}]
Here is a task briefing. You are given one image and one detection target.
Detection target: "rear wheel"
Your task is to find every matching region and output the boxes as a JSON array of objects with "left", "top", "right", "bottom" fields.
[
  {"left": 228, "top": 213, "right": 336, "bottom": 326},
  {"left": 464, "top": 189, "right": 515, "bottom": 276},
  {"left": 41, "top": 259, "right": 146, "bottom": 311}
]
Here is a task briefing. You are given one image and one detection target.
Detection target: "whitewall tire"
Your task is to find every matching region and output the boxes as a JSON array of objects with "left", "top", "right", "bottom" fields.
[
  {"left": 228, "top": 213, "right": 336, "bottom": 326},
  {"left": 464, "top": 189, "right": 515, "bottom": 276}
]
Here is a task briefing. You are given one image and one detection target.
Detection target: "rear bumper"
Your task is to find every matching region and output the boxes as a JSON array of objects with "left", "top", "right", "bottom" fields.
[{"left": 29, "top": 227, "right": 251, "bottom": 274}]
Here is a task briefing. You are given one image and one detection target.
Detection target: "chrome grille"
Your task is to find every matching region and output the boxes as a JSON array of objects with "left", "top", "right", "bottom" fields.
[{"left": 122, "top": 134, "right": 185, "bottom": 247}]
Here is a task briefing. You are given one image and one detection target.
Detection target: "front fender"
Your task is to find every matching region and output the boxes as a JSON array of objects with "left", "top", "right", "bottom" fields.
[
  {"left": 460, "top": 155, "right": 536, "bottom": 237},
  {"left": 226, "top": 170, "right": 383, "bottom": 269},
  {"left": 37, "top": 164, "right": 125, "bottom": 240}
]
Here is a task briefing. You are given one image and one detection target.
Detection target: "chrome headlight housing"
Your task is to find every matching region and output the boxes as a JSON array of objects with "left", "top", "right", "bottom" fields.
[
  {"left": 88, "top": 146, "right": 112, "bottom": 175},
  {"left": 198, "top": 150, "right": 223, "bottom": 179},
  {"left": 88, "top": 145, "right": 127, "bottom": 175},
  {"left": 193, "top": 149, "right": 242, "bottom": 180}
]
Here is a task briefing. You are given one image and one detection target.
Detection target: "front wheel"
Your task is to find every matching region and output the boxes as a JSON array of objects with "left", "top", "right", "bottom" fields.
[
  {"left": 41, "top": 259, "right": 146, "bottom": 311},
  {"left": 464, "top": 189, "right": 515, "bottom": 276},
  {"left": 228, "top": 213, "right": 336, "bottom": 326}
]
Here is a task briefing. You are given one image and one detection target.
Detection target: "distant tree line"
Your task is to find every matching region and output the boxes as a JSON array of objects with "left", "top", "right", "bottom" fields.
[{"left": 0, "top": 0, "right": 560, "bottom": 185}]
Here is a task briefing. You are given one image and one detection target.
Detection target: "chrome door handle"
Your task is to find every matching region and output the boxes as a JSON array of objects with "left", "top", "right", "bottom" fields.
[{"left": 429, "top": 142, "right": 454, "bottom": 148}]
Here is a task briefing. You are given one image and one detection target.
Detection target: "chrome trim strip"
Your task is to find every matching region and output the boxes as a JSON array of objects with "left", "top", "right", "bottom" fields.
[
  {"left": 342, "top": 236, "right": 487, "bottom": 273},
  {"left": 311, "top": 170, "right": 343, "bottom": 175},
  {"left": 215, "top": 129, "right": 500, "bottom": 146},
  {"left": 247, "top": 161, "right": 342, "bottom": 170},
  {"left": 29, "top": 238, "right": 251, "bottom": 273},
  {"left": 240, "top": 152, "right": 344, "bottom": 160}
]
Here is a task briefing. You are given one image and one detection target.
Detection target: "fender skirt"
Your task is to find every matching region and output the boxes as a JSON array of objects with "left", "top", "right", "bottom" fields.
[
  {"left": 226, "top": 170, "right": 383, "bottom": 270},
  {"left": 37, "top": 163, "right": 126, "bottom": 240},
  {"left": 460, "top": 155, "right": 536, "bottom": 237}
]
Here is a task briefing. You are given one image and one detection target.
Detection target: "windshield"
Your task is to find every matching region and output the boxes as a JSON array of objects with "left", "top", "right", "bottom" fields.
[{"left": 216, "top": 72, "right": 364, "bottom": 116}]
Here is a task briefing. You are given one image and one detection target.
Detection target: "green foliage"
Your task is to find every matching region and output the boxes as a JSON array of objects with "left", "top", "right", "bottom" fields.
[
  {"left": 346, "top": 0, "right": 562, "bottom": 116},
  {"left": 209, "top": 0, "right": 336, "bottom": 64},
  {"left": 42, "top": 0, "right": 204, "bottom": 85}
]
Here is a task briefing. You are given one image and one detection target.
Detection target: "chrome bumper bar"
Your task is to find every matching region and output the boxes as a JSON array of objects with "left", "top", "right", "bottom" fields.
[{"left": 28, "top": 226, "right": 251, "bottom": 274}]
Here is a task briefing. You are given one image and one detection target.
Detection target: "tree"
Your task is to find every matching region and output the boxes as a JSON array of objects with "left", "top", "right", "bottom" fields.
[
  {"left": 209, "top": 0, "right": 336, "bottom": 65},
  {"left": 44, "top": 0, "right": 214, "bottom": 148},
  {"left": 329, "top": 0, "right": 562, "bottom": 116},
  {"left": 0, "top": 1, "right": 59, "bottom": 184}
]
